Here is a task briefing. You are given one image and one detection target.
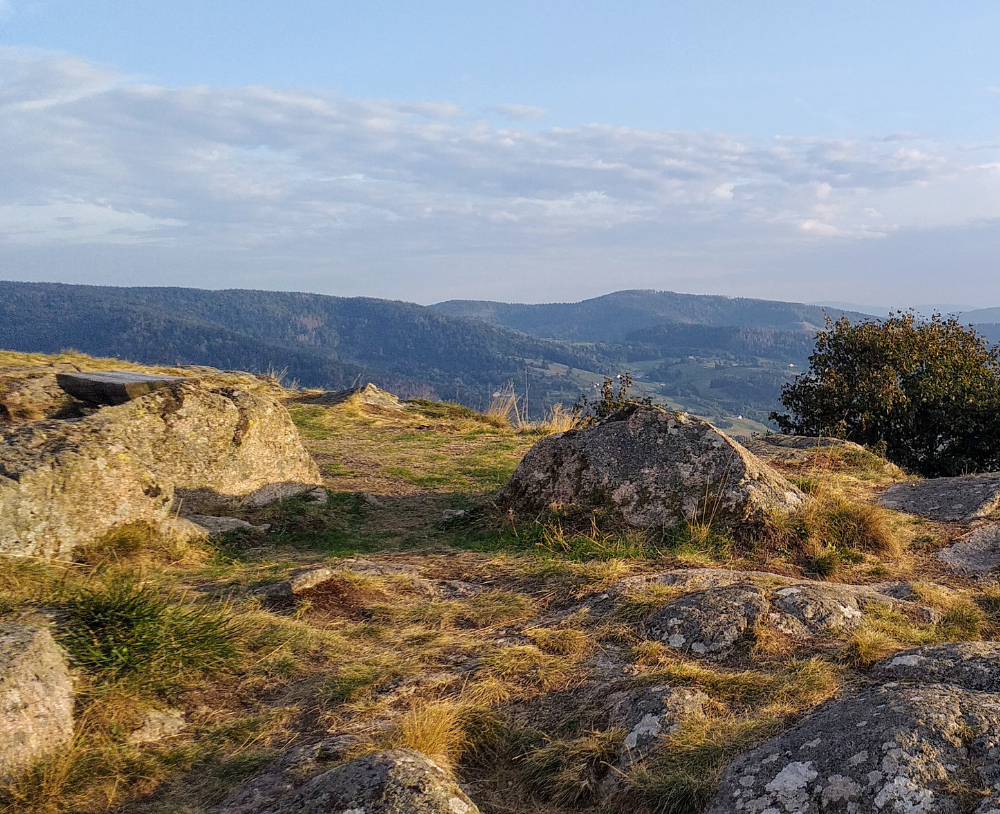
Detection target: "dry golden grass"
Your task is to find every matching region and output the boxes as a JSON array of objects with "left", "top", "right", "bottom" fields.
[{"left": 390, "top": 700, "right": 468, "bottom": 773}]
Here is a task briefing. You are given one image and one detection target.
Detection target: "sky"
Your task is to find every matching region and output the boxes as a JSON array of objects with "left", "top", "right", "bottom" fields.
[{"left": 1, "top": 1, "right": 1000, "bottom": 306}]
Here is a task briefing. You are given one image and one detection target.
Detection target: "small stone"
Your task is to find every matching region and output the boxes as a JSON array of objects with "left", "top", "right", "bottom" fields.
[
  {"left": 304, "top": 488, "right": 329, "bottom": 505},
  {"left": 128, "top": 708, "right": 186, "bottom": 744},
  {"left": 184, "top": 515, "right": 270, "bottom": 535},
  {"left": 360, "top": 493, "right": 381, "bottom": 506},
  {"left": 442, "top": 509, "right": 467, "bottom": 520}
]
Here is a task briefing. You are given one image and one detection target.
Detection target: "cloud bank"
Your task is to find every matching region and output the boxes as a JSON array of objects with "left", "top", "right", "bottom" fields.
[{"left": 1, "top": 47, "right": 1000, "bottom": 303}]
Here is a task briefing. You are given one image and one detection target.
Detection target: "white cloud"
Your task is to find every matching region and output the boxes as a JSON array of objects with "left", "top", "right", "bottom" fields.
[
  {"left": 492, "top": 103, "right": 547, "bottom": 121},
  {"left": 0, "top": 49, "right": 999, "bottom": 302}
]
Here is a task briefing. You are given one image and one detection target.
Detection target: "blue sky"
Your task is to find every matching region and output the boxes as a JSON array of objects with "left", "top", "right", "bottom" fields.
[{"left": 1, "top": 1, "right": 1000, "bottom": 305}]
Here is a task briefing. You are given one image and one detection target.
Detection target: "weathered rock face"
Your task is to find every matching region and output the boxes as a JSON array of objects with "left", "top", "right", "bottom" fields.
[
  {"left": 645, "top": 584, "right": 768, "bottom": 657},
  {"left": 769, "top": 583, "right": 889, "bottom": 636},
  {"left": 220, "top": 749, "right": 480, "bottom": 814},
  {"left": 879, "top": 473, "right": 1000, "bottom": 522},
  {"left": 0, "top": 623, "right": 74, "bottom": 779},
  {"left": 0, "top": 382, "right": 321, "bottom": 559},
  {"left": 707, "top": 643, "right": 1000, "bottom": 814},
  {"left": 498, "top": 406, "right": 805, "bottom": 529},
  {"left": 938, "top": 524, "right": 1000, "bottom": 575},
  {"left": 871, "top": 642, "right": 1000, "bottom": 691}
]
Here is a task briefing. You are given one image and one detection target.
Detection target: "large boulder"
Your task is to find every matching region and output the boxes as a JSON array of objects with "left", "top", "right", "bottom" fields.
[
  {"left": 0, "top": 381, "right": 321, "bottom": 559},
  {"left": 707, "top": 643, "right": 1000, "bottom": 814},
  {"left": 498, "top": 406, "right": 805, "bottom": 529},
  {"left": 0, "top": 623, "right": 74, "bottom": 779},
  {"left": 218, "top": 749, "right": 480, "bottom": 814}
]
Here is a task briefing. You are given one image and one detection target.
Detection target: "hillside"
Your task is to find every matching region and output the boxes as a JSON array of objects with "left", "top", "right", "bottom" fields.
[
  {"left": 0, "top": 281, "right": 616, "bottom": 411},
  {"left": 6, "top": 281, "right": 996, "bottom": 432},
  {"left": 3, "top": 350, "right": 1000, "bottom": 814}
]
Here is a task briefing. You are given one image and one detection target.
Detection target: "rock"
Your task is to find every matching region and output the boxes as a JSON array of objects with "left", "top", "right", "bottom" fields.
[
  {"left": 645, "top": 584, "right": 768, "bottom": 657},
  {"left": 871, "top": 642, "right": 1000, "bottom": 691},
  {"left": 214, "top": 736, "right": 358, "bottom": 814},
  {"left": 769, "top": 583, "right": 890, "bottom": 635},
  {"left": 938, "top": 524, "right": 1000, "bottom": 574},
  {"left": 610, "top": 686, "right": 709, "bottom": 766},
  {"left": 0, "top": 382, "right": 321, "bottom": 559},
  {"left": 261, "top": 566, "right": 337, "bottom": 600},
  {"left": 360, "top": 493, "right": 382, "bottom": 506},
  {"left": 127, "top": 708, "right": 186, "bottom": 744},
  {"left": 442, "top": 509, "right": 467, "bottom": 520},
  {"left": 221, "top": 749, "right": 480, "bottom": 814},
  {"left": 56, "top": 371, "right": 190, "bottom": 406},
  {"left": 746, "top": 435, "right": 866, "bottom": 465},
  {"left": 303, "top": 383, "right": 404, "bottom": 410},
  {"left": 304, "top": 487, "right": 328, "bottom": 505},
  {"left": 498, "top": 405, "right": 805, "bottom": 529},
  {"left": 879, "top": 473, "right": 1000, "bottom": 522},
  {"left": 0, "top": 367, "right": 77, "bottom": 422},
  {"left": 185, "top": 515, "right": 271, "bottom": 536},
  {"left": 621, "top": 567, "right": 796, "bottom": 593},
  {"left": 707, "top": 681, "right": 1000, "bottom": 814},
  {"left": 0, "top": 623, "right": 74, "bottom": 778}
]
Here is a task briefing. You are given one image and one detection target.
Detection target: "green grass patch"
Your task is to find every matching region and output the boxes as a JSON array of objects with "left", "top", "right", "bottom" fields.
[{"left": 59, "top": 578, "right": 240, "bottom": 692}]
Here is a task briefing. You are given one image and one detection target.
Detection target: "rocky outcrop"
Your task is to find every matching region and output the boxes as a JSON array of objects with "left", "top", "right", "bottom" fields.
[
  {"left": 0, "top": 381, "right": 321, "bottom": 559},
  {"left": 498, "top": 406, "right": 805, "bottom": 529},
  {"left": 218, "top": 749, "right": 480, "bottom": 814},
  {"left": 707, "top": 643, "right": 1000, "bottom": 814},
  {"left": 938, "top": 524, "right": 1000, "bottom": 575},
  {"left": 0, "top": 623, "right": 74, "bottom": 778},
  {"left": 880, "top": 473, "right": 1000, "bottom": 522},
  {"left": 645, "top": 584, "right": 768, "bottom": 657}
]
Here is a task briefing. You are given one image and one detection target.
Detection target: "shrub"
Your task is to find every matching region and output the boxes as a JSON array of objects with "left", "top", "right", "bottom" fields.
[
  {"left": 573, "top": 372, "right": 653, "bottom": 424},
  {"left": 772, "top": 312, "right": 1000, "bottom": 477}
]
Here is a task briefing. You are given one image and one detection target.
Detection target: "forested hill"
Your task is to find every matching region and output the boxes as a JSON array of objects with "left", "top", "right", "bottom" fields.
[
  {"left": 5, "top": 280, "right": 996, "bottom": 429},
  {"left": 0, "top": 281, "right": 616, "bottom": 408},
  {"left": 432, "top": 289, "right": 871, "bottom": 342}
]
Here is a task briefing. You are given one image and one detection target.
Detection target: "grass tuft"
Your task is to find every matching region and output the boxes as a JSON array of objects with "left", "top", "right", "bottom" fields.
[{"left": 59, "top": 577, "right": 240, "bottom": 691}]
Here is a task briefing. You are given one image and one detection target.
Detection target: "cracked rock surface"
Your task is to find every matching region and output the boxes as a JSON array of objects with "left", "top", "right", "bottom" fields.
[
  {"left": 645, "top": 583, "right": 768, "bottom": 657},
  {"left": 707, "top": 644, "right": 1000, "bottom": 814}
]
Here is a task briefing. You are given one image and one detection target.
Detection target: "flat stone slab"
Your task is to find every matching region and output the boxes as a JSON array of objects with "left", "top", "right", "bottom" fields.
[
  {"left": 878, "top": 473, "right": 1000, "bottom": 522},
  {"left": 56, "top": 371, "right": 189, "bottom": 406},
  {"left": 938, "top": 524, "right": 1000, "bottom": 574}
]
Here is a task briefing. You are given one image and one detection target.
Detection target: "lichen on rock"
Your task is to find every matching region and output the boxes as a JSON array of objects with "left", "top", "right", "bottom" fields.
[
  {"left": 498, "top": 405, "right": 805, "bottom": 529},
  {"left": 0, "top": 381, "right": 321, "bottom": 559}
]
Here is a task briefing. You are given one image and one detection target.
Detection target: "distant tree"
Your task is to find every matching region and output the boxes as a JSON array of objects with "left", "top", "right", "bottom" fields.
[{"left": 771, "top": 313, "right": 1000, "bottom": 476}]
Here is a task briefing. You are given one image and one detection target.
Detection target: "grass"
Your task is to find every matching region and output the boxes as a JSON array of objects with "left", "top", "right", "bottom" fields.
[{"left": 59, "top": 578, "right": 241, "bottom": 692}]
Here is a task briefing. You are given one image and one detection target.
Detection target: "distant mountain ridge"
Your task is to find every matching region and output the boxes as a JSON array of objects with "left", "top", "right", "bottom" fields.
[
  {"left": 432, "top": 290, "right": 871, "bottom": 342},
  {"left": 3, "top": 280, "right": 998, "bottom": 427}
]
